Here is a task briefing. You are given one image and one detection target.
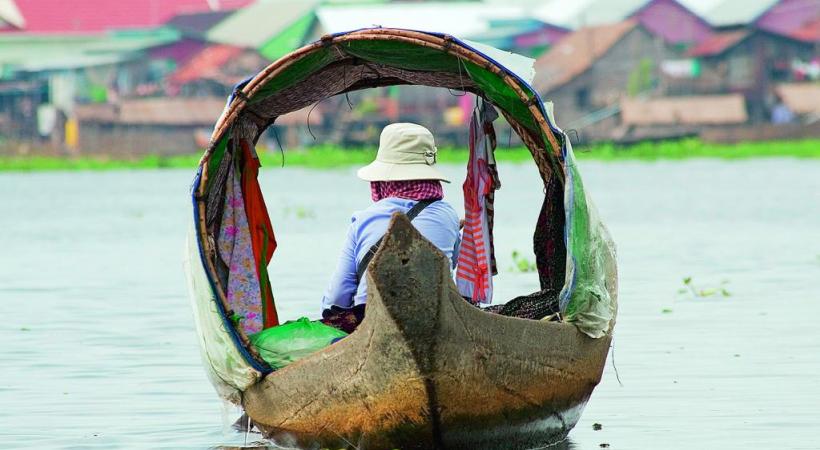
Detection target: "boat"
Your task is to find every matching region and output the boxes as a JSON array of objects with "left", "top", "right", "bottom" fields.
[{"left": 185, "top": 28, "right": 618, "bottom": 450}]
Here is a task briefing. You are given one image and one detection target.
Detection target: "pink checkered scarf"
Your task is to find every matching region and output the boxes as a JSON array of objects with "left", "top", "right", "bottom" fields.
[{"left": 370, "top": 180, "right": 444, "bottom": 202}]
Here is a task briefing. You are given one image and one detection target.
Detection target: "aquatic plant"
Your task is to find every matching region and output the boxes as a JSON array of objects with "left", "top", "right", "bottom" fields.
[
  {"left": 510, "top": 250, "right": 537, "bottom": 273},
  {"left": 2, "top": 138, "right": 819, "bottom": 172},
  {"left": 283, "top": 205, "right": 316, "bottom": 220},
  {"left": 678, "top": 276, "right": 731, "bottom": 298}
]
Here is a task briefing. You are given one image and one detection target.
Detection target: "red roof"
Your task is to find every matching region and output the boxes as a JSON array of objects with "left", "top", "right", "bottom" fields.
[
  {"left": 169, "top": 44, "right": 244, "bottom": 86},
  {"left": 686, "top": 30, "right": 749, "bottom": 57},
  {"left": 791, "top": 18, "right": 820, "bottom": 43},
  {"left": 533, "top": 20, "right": 640, "bottom": 93},
  {"left": 4, "top": 0, "right": 251, "bottom": 34}
]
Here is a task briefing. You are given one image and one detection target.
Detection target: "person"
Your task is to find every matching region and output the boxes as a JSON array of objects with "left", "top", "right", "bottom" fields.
[
  {"left": 320, "top": 123, "right": 461, "bottom": 331},
  {"left": 771, "top": 101, "right": 794, "bottom": 124}
]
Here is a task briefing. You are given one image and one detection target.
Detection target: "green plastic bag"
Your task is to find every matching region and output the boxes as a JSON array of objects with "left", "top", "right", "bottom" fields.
[{"left": 248, "top": 317, "right": 347, "bottom": 369}]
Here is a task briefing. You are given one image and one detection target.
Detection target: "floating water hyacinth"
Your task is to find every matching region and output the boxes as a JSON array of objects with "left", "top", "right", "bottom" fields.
[
  {"left": 509, "top": 250, "right": 537, "bottom": 273},
  {"left": 678, "top": 277, "right": 731, "bottom": 299},
  {"left": 283, "top": 205, "right": 316, "bottom": 220}
]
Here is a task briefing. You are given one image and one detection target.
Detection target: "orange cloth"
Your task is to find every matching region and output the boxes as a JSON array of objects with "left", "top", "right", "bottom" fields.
[{"left": 239, "top": 139, "right": 279, "bottom": 328}]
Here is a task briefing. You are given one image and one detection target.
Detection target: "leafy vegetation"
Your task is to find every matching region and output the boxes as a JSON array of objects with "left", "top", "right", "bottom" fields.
[
  {"left": 678, "top": 276, "right": 731, "bottom": 299},
  {"left": 283, "top": 205, "right": 316, "bottom": 220},
  {"left": 1, "top": 138, "right": 818, "bottom": 172},
  {"left": 509, "top": 250, "right": 537, "bottom": 273},
  {"left": 627, "top": 57, "right": 655, "bottom": 96}
]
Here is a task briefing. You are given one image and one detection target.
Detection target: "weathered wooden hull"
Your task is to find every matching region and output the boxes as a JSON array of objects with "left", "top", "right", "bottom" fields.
[{"left": 243, "top": 214, "right": 612, "bottom": 449}]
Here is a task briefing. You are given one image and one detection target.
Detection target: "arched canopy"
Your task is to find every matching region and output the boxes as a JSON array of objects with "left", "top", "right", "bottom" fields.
[{"left": 202, "top": 28, "right": 566, "bottom": 184}]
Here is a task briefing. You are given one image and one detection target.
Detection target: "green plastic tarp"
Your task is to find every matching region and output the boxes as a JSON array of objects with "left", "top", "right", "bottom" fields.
[{"left": 249, "top": 317, "right": 347, "bottom": 369}]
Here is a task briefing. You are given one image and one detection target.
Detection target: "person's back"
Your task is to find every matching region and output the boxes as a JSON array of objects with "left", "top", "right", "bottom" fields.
[{"left": 320, "top": 123, "right": 460, "bottom": 322}]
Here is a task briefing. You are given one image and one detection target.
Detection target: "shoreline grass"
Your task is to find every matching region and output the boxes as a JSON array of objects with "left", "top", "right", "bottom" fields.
[{"left": 1, "top": 138, "right": 818, "bottom": 172}]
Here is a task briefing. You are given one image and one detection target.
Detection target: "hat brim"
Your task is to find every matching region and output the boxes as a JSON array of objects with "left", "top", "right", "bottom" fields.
[{"left": 357, "top": 160, "right": 451, "bottom": 183}]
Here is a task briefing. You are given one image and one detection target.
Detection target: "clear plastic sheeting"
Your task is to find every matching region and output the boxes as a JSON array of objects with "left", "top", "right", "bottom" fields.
[
  {"left": 184, "top": 221, "right": 261, "bottom": 403},
  {"left": 540, "top": 99, "right": 617, "bottom": 338},
  {"left": 558, "top": 141, "right": 618, "bottom": 338},
  {"left": 461, "top": 39, "right": 536, "bottom": 84}
]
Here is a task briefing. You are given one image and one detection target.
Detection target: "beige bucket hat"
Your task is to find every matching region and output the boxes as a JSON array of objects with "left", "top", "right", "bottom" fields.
[{"left": 357, "top": 123, "right": 450, "bottom": 183}]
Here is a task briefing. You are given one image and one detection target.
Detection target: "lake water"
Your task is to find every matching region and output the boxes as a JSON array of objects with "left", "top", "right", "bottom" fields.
[{"left": 1, "top": 158, "right": 819, "bottom": 449}]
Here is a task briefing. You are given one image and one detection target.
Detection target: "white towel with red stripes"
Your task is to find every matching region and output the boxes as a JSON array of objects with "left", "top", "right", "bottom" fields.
[{"left": 456, "top": 103, "right": 498, "bottom": 304}]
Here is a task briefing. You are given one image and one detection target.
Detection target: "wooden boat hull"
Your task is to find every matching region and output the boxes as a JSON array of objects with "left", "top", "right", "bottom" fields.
[{"left": 243, "top": 214, "right": 612, "bottom": 449}]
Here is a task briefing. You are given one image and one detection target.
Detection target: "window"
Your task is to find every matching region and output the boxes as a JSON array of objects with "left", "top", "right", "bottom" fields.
[{"left": 575, "top": 87, "right": 591, "bottom": 108}]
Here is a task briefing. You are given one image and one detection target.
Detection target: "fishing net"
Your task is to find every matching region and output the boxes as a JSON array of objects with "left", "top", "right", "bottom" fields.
[{"left": 483, "top": 288, "right": 561, "bottom": 320}]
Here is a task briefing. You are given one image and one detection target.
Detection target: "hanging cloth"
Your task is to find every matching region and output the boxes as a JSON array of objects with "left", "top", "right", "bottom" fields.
[
  {"left": 217, "top": 159, "right": 265, "bottom": 334},
  {"left": 456, "top": 101, "right": 499, "bottom": 304},
  {"left": 239, "top": 139, "right": 279, "bottom": 328}
]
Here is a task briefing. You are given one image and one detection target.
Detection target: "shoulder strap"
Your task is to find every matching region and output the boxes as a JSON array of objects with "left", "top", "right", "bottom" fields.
[{"left": 355, "top": 199, "right": 437, "bottom": 283}]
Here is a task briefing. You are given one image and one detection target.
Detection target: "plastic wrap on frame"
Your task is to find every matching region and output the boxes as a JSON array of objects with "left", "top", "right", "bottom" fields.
[
  {"left": 184, "top": 221, "right": 261, "bottom": 403},
  {"left": 558, "top": 141, "right": 618, "bottom": 338}
]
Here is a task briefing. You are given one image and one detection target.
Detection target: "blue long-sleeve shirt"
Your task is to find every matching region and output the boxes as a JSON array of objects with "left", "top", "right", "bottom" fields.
[{"left": 321, "top": 197, "right": 461, "bottom": 312}]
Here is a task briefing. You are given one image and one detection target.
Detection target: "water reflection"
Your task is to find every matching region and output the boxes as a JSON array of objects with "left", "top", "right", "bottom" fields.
[{"left": 210, "top": 437, "right": 578, "bottom": 449}]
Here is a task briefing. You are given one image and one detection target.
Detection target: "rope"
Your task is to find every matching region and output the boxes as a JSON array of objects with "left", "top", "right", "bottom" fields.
[
  {"left": 611, "top": 339, "right": 623, "bottom": 387},
  {"left": 447, "top": 54, "right": 468, "bottom": 97},
  {"left": 306, "top": 100, "right": 322, "bottom": 141},
  {"left": 271, "top": 126, "right": 285, "bottom": 168}
]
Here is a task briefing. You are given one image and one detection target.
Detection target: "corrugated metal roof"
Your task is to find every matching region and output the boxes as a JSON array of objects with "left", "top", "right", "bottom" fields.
[
  {"left": 533, "top": 20, "right": 640, "bottom": 93},
  {"left": 258, "top": 10, "right": 316, "bottom": 60},
  {"left": 534, "top": 0, "right": 711, "bottom": 44},
  {"left": 165, "top": 10, "right": 232, "bottom": 38},
  {"left": 0, "top": 0, "right": 25, "bottom": 29},
  {"left": 678, "top": 0, "right": 725, "bottom": 16},
  {"left": 315, "top": 2, "right": 527, "bottom": 38},
  {"left": 0, "top": 29, "right": 179, "bottom": 72},
  {"left": 791, "top": 17, "right": 820, "bottom": 42},
  {"left": 757, "top": 0, "right": 820, "bottom": 37},
  {"left": 633, "top": 0, "right": 714, "bottom": 44},
  {"left": 705, "top": 0, "right": 779, "bottom": 27},
  {"left": 775, "top": 83, "right": 820, "bottom": 114},
  {"left": 464, "top": 19, "right": 560, "bottom": 50},
  {"left": 149, "top": 38, "right": 209, "bottom": 66},
  {"left": 3, "top": 0, "right": 251, "bottom": 34},
  {"left": 685, "top": 29, "right": 749, "bottom": 57},
  {"left": 621, "top": 94, "right": 748, "bottom": 125},
  {"left": 535, "top": 0, "right": 647, "bottom": 28},
  {"left": 487, "top": 0, "right": 719, "bottom": 17},
  {"left": 207, "top": 0, "right": 319, "bottom": 48},
  {"left": 531, "top": 0, "right": 596, "bottom": 29},
  {"left": 168, "top": 44, "right": 244, "bottom": 85}
]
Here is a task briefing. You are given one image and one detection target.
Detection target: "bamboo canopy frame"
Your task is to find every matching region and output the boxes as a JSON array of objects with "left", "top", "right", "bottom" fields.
[{"left": 205, "top": 28, "right": 565, "bottom": 182}]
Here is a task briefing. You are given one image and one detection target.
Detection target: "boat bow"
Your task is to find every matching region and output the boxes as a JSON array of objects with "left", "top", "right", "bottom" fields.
[{"left": 243, "top": 213, "right": 611, "bottom": 449}]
